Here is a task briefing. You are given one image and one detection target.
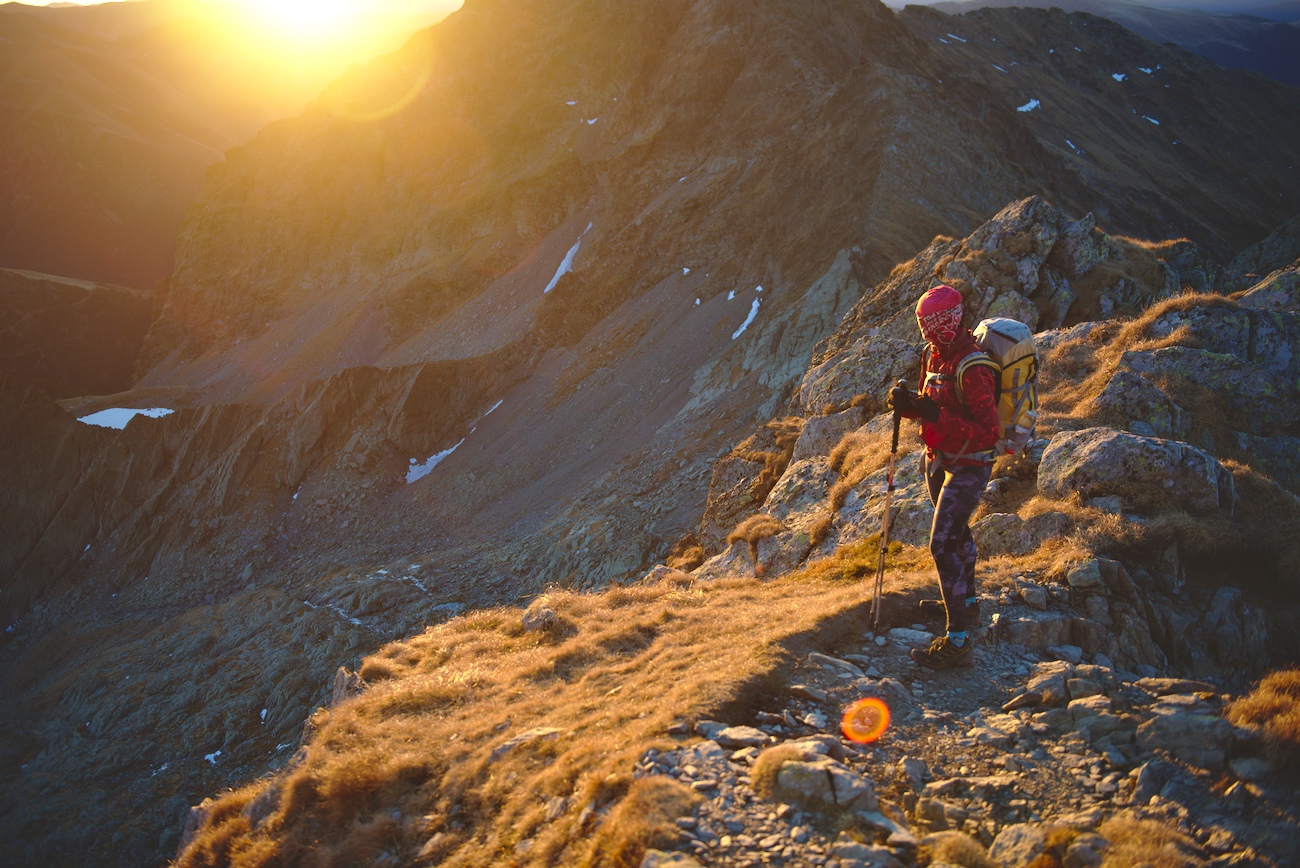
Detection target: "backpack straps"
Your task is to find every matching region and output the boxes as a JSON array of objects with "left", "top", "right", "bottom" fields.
[{"left": 953, "top": 351, "right": 999, "bottom": 404}]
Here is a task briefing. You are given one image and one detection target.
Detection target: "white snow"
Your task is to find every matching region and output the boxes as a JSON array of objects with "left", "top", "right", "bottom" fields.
[
  {"left": 1017, "top": 99, "right": 1040, "bottom": 112},
  {"left": 694, "top": 298, "right": 700, "bottom": 306},
  {"left": 260, "top": 708, "right": 268, "bottom": 723},
  {"left": 77, "top": 407, "right": 174, "bottom": 429},
  {"left": 406, "top": 439, "right": 465, "bottom": 483},
  {"left": 683, "top": 267, "right": 690, "bottom": 275},
  {"left": 1139, "top": 67, "right": 1153, "bottom": 74},
  {"left": 939, "top": 38, "right": 949, "bottom": 44},
  {"left": 585, "top": 118, "right": 598, "bottom": 125},
  {"left": 755, "top": 285, "right": 763, "bottom": 293},
  {"left": 731, "top": 300, "right": 760, "bottom": 340},
  {"left": 544, "top": 223, "right": 592, "bottom": 294},
  {"left": 992, "top": 64, "right": 1007, "bottom": 72},
  {"left": 1144, "top": 116, "right": 1160, "bottom": 125},
  {"left": 727, "top": 289, "right": 735, "bottom": 300},
  {"left": 1112, "top": 73, "right": 1126, "bottom": 82},
  {"left": 1065, "top": 139, "right": 1082, "bottom": 153},
  {"left": 205, "top": 751, "right": 222, "bottom": 765},
  {"left": 565, "top": 101, "right": 576, "bottom": 106},
  {"left": 484, "top": 399, "right": 504, "bottom": 416},
  {"left": 946, "top": 33, "right": 966, "bottom": 42}
]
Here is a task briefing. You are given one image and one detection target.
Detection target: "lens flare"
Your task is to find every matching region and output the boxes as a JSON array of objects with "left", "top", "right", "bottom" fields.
[{"left": 841, "top": 697, "right": 890, "bottom": 744}]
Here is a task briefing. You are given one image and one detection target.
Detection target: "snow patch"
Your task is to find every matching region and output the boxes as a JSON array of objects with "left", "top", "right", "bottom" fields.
[
  {"left": 731, "top": 299, "right": 761, "bottom": 340},
  {"left": 205, "top": 751, "right": 222, "bottom": 765},
  {"left": 1139, "top": 67, "right": 1153, "bottom": 74},
  {"left": 1112, "top": 73, "right": 1126, "bottom": 82},
  {"left": 484, "top": 399, "right": 504, "bottom": 416},
  {"left": 77, "top": 407, "right": 174, "bottom": 429},
  {"left": 565, "top": 101, "right": 576, "bottom": 106},
  {"left": 1143, "top": 116, "right": 1160, "bottom": 125},
  {"left": 946, "top": 33, "right": 966, "bottom": 42},
  {"left": 1016, "top": 99, "right": 1040, "bottom": 112},
  {"left": 584, "top": 117, "right": 598, "bottom": 125},
  {"left": 544, "top": 222, "right": 592, "bottom": 294},
  {"left": 260, "top": 709, "right": 268, "bottom": 723},
  {"left": 727, "top": 289, "right": 735, "bottom": 300},
  {"left": 695, "top": 298, "right": 700, "bottom": 306},
  {"left": 683, "top": 267, "right": 690, "bottom": 275},
  {"left": 407, "top": 439, "right": 465, "bottom": 483},
  {"left": 992, "top": 64, "right": 1006, "bottom": 72}
]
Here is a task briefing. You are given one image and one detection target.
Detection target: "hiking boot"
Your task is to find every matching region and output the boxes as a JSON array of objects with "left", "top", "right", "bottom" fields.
[
  {"left": 911, "top": 635, "right": 974, "bottom": 670},
  {"left": 918, "top": 598, "right": 981, "bottom": 627}
]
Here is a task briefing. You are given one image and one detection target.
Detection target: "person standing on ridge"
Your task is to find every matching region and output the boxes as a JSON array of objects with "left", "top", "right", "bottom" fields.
[{"left": 888, "top": 284, "right": 999, "bottom": 670}]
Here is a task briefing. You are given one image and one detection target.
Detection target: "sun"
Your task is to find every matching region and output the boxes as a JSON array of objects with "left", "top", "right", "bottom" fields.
[{"left": 247, "top": 0, "right": 366, "bottom": 40}]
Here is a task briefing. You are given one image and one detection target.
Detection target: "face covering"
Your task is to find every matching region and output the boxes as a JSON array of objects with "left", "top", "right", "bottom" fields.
[{"left": 915, "top": 284, "right": 963, "bottom": 346}]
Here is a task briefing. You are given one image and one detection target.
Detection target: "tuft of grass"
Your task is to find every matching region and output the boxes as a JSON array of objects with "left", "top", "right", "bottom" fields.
[
  {"left": 920, "top": 831, "right": 1000, "bottom": 868},
  {"left": 1096, "top": 814, "right": 1200, "bottom": 868},
  {"left": 1226, "top": 667, "right": 1300, "bottom": 776},
  {"left": 750, "top": 745, "right": 804, "bottom": 800},
  {"left": 727, "top": 514, "right": 786, "bottom": 567},
  {"left": 665, "top": 533, "right": 705, "bottom": 572},
  {"left": 582, "top": 776, "right": 700, "bottom": 868},
  {"left": 739, "top": 417, "right": 805, "bottom": 504}
]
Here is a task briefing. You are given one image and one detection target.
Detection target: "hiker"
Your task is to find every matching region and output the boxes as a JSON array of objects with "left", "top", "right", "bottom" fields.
[{"left": 888, "top": 284, "right": 999, "bottom": 670}]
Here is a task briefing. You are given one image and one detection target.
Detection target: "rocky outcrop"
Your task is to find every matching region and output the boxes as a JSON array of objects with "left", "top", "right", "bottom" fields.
[
  {"left": 0, "top": 270, "right": 157, "bottom": 398},
  {"left": 1036, "top": 428, "right": 1236, "bottom": 515}
]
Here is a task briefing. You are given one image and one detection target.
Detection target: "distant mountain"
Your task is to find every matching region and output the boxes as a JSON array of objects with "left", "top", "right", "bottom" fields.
[
  {"left": 0, "top": 1, "right": 443, "bottom": 288},
  {"left": 929, "top": 0, "right": 1300, "bottom": 86}
]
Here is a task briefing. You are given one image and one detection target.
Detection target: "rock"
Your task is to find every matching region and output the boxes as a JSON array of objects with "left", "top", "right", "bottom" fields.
[
  {"left": 857, "top": 811, "right": 918, "bottom": 848},
  {"left": 488, "top": 727, "right": 562, "bottom": 762},
  {"left": 1037, "top": 428, "right": 1236, "bottom": 515},
  {"left": 1229, "top": 757, "right": 1271, "bottom": 783},
  {"left": 1067, "top": 678, "right": 1105, "bottom": 699},
  {"left": 1238, "top": 263, "right": 1300, "bottom": 313},
  {"left": 1231, "top": 432, "right": 1300, "bottom": 492},
  {"left": 1136, "top": 711, "right": 1233, "bottom": 770},
  {"left": 1002, "top": 691, "right": 1043, "bottom": 712},
  {"left": 791, "top": 409, "right": 862, "bottom": 462},
  {"left": 777, "top": 758, "right": 878, "bottom": 811},
  {"left": 1064, "top": 832, "right": 1109, "bottom": 868},
  {"left": 809, "top": 652, "right": 867, "bottom": 678},
  {"left": 714, "top": 726, "right": 771, "bottom": 749},
  {"left": 972, "top": 512, "right": 1033, "bottom": 555},
  {"left": 989, "top": 823, "right": 1047, "bottom": 868},
  {"left": 898, "top": 755, "right": 929, "bottom": 788},
  {"left": 1026, "top": 662, "right": 1074, "bottom": 705},
  {"left": 1089, "top": 370, "right": 1190, "bottom": 440},
  {"left": 1068, "top": 694, "right": 1112, "bottom": 723},
  {"left": 641, "top": 850, "right": 704, "bottom": 868},
  {"left": 330, "top": 667, "right": 365, "bottom": 708},
  {"left": 1049, "top": 643, "right": 1086, "bottom": 664},
  {"left": 1022, "top": 511, "right": 1071, "bottom": 549},
  {"left": 888, "top": 627, "right": 936, "bottom": 647},
  {"left": 1017, "top": 581, "right": 1049, "bottom": 610},
  {"left": 641, "top": 564, "right": 694, "bottom": 586},
  {"left": 1082, "top": 596, "right": 1111, "bottom": 624},
  {"left": 1203, "top": 586, "right": 1268, "bottom": 666},
  {"left": 795, "top": 335, "right": 921, "bottom": 417},
  {"left": 1135, "top": 677, "right": 1216, "bottom": 696},
  {"left": 1131, "top": 759, "right": 1178, "bottom": 803},
  {"left": 1002, "top": 612, "right": 1074, "bottom": 652},
  {"left": 1064, "top": 560, "right": 1104, "bottom": 590},
  {"left": 1123, "top": 345, "right": 1298, "bottom": 437}
]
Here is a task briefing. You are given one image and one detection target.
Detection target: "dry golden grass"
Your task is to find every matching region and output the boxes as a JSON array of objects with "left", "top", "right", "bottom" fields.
[
  {"left": 664, "top": 533, "right": 704, "bottom": 572},
  {"left": 585, "top": 776, "right": 700, "bottom": 868},
  {"left": 174, "top": 573, "right": 897, "bottom": 868},
  {"left": 919, "top": 831, "right": 1000, "bottom": 868},
  {"left": 750, "top": 744, "right": 804, "bottom": 800},
  {"left": 790, "top": 536, "right": 930, "bottom": 586},
  {"left": 805, "top": 424, "right": 922, "bottom": 556},
  {"left": 1097, "top": 814, "right": 1200, "bottom": 868},
  {"left": 1226, "top": 667, "right": 1300, "bottom": 777},
  {"left": 739, "top": 417, "right": 805, "bottom": 504},
  {"left": 727, "top": 514, "right": 785, "bottom": 566}
]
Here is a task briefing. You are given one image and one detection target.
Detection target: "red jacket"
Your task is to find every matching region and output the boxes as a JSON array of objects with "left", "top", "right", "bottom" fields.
[{"left": 900, "top": 332, "right": 1000, "bottom": 465}]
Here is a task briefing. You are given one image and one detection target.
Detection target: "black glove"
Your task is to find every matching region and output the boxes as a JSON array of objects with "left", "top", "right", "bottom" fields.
[
  {"left": 888, "top": 384, "right": 915, "bottom": 414},
  {"left": 914, "top": 394, "right": 941, "bottom": 423}
]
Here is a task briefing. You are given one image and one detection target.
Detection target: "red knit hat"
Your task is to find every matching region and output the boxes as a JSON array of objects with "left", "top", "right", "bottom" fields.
[{"left": 916, "top": 284, "right": 963, "bottom": 345}]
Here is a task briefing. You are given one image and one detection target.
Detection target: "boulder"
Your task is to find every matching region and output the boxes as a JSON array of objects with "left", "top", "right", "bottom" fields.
[
  {"left": 1201, "top": 586, "right": 1268, "bottom": 666},
  {"left": 796, "top": 334, "right": 920, "bottom": 416},
  {"left": 1232, "top": 432, "right": 1300, "bottom": 492},
  {"left": 1136, "top": 711, "right": 1233, "bottom": 770},
  {"left": 1122, "top": 346, "right": 1297, "bottom": 436},
  {"left": 972, "top": 512, "right": 1032, "bottom": 555},
  {"left": 791, "top": 409, "right": 862, "bottom": 463},
  {"left": 1037, "top": 428, "right": 1236, "bottom": 515},
  {"left": 989, "top": 823, "right": 1048, "bottom": 868},
  {"left": 1238, "top": 263, "right": 1300, "bottom": 313},
  {"left": 1089, "top": 370, "right": 1190, "bottom": 440},
  {"left": 777, "top": 758, "right": 878, "bottom": 811}
]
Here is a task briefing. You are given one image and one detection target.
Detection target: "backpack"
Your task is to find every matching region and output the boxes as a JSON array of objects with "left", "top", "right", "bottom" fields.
[{"left": 953, "top": 317, "right": 1040, "bottom": 457}]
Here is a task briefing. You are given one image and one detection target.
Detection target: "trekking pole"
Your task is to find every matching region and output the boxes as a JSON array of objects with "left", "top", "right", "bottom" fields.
[{"left": 872, "top": 393, "right": 904, "bottom": 634}]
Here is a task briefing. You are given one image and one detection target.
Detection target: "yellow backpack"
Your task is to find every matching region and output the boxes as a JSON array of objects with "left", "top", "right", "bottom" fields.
[{"left": 954, "top": 317, "right": 1040, "bottom": 457}]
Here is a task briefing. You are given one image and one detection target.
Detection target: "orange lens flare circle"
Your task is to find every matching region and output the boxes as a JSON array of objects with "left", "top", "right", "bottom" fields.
[{"left": 840, "top": 697, "right": 890, "bottom": 744}]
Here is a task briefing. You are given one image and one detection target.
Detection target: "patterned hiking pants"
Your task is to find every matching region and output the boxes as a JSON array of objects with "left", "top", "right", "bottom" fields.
[{"left": 924, "top": 456, "right": 992, "bottom": 633}]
